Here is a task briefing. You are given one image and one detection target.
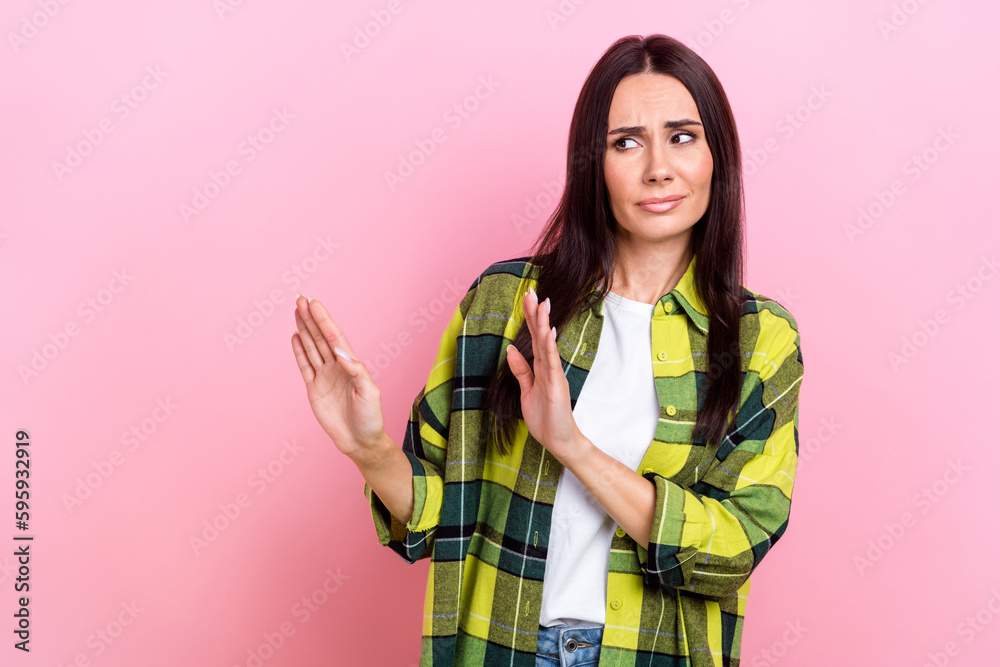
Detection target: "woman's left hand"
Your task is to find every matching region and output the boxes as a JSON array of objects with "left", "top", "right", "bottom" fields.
[{"left": 505, "top": 286, "right": 588, "bottom": 465}]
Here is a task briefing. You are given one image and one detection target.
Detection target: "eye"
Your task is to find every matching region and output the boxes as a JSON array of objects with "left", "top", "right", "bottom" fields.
[
  {"left": 672, "top": 131, "right": 697, "bottom": 144},
  {"left": 613, "top": 137, "right": 639, "bottom": 151}
]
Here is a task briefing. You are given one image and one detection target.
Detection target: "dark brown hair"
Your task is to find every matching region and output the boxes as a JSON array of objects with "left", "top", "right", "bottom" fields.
[{"left": 484, "top": 33, "right": 746, "bottom": 457}]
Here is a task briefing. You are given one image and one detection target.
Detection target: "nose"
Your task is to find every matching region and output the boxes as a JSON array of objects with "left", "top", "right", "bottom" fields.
[{"left": 644, "top": 139, "right": 674, "bottom": 183}]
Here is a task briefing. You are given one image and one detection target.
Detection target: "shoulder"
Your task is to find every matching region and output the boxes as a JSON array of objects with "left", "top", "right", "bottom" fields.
[
  {"left": 739, "top": 286, "right": 800, "bottom": 333},
  {"left": 473, "top": 255, "right": 539, "bottom": 286},
  {"left": 463, "top": 255, "right": 539, "bottom": 307},
  {"left": 738, "top": 286, "right": 802, "bottom": 377}
]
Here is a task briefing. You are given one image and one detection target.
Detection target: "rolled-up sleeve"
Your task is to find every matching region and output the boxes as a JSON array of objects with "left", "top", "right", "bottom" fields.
[
  {"left": 363, "top": 283, "right": 478, "bottom": 564},
  {"left": 637, "top": 307, "right": 803, "bottom": 598}
]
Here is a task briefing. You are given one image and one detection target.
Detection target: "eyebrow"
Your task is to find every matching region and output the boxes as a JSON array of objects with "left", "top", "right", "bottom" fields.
[{"left": 607, "top": 119, "right": 703, "bottom": 136}]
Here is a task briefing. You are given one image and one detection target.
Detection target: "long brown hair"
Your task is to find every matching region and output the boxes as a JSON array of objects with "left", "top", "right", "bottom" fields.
[{"left": 484, "top": 34, "right": 746, "bottom": 457}]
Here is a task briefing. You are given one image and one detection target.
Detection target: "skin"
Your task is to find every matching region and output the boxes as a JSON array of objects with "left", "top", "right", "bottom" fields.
[
  {"left": 292, "top": 71, "right": 717, "bottom": 548},
  {"left": 504, "top": 72, "right": 714, "bottom": 546},
  {"left": 604, "top": 71, "right": 713, "bottom": 304}
]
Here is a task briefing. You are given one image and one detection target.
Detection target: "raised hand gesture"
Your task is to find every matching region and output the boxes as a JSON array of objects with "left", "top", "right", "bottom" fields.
[
  {"left": 503, "top": 286, "right": 587, "bottom": 465},
  {"left": 290, "top": 294, "right": 388, "bottom": 460}
]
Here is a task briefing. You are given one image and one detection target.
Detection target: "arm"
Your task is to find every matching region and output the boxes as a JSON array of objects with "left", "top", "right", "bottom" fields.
[
  {"left": 362, "top": 284, "right": 477, "bottom": 564},
  {"left": 353, "top": 430, "right": 416, "bottom": 530},
  {"left": 635, "top": 309, "right": 803, "bottom": 598}
]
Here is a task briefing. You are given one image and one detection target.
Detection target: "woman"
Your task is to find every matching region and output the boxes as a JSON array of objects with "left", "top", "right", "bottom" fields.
[{"left": 291, "top": 34, "right": 804, "bottom": 667}]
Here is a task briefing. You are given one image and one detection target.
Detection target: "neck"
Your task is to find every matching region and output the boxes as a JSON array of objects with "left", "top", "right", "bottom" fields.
[{"left": 609, "top": 237, "right": 693, "bottom": 305}]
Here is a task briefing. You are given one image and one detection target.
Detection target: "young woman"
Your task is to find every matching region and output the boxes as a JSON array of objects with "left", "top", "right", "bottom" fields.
[{"left": 291, "top": 33, "right": 804, "bottom": 667}]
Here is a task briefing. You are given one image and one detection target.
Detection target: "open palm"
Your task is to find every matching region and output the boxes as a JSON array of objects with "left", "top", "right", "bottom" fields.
[
  {"left": 505, "top": 286, "right": 586, "bottom": 464},
  {"left": 290, "top": 295, "right": 386, "bottom": 459}
]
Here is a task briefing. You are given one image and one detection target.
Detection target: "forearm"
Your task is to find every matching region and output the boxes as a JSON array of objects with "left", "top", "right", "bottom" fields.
[
  {"left": 562, "top": 435, "right": 656, "bottom": 548},
  {"left": 351, "top": 431, "right": 415, "bottom": 526}
]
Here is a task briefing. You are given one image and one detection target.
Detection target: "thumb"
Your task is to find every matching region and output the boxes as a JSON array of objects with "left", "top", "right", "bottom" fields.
[{"left": 334, "top": 346, "right": 379, "bottom": 398}]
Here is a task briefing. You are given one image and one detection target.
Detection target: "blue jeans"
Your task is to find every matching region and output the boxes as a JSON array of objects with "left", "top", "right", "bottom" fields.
[{"left": 535, "top": 622, "right": 604, "bottom": 666}]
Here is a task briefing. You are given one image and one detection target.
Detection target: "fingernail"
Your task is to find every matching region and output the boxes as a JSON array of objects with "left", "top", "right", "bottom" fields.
[
  {"left": 528, "top": 285, "right": 537, "bottom": 302},
  {"left": 296, "top": 292, "right": 303, "bottom": 300},
  {"left": 545, "top": 298, "right": 551, "bottom": 315},
  {"left": 334, "top": 346, "right": 351, "bottom": 361},
  {"left": 551, "top": 326, "right": 557, "bottom": 341},
  {"left": 307, "top": 295, "right": 314, "bottom": 303}
]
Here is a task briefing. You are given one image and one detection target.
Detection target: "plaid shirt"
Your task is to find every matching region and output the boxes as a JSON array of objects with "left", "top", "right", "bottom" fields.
[{"left": 364, "top": 252, "right": 804, "bottom": 666}]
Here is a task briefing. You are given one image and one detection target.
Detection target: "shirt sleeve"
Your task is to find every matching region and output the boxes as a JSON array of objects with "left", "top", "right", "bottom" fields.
[
  {"left": 363, "top": 281, "right": 478, "bottom": 564},
  {"left": 636, "top": 306, "right": 804, "bottom": 598}
]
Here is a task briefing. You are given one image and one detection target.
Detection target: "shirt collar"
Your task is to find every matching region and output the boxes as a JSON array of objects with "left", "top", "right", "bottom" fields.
[{"left": 589, "top": 252, "right": 709, "bottom": 334}]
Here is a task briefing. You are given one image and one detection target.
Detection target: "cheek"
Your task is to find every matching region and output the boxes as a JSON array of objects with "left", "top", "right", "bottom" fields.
[
  {"left": 693, "top": 151, "right": 714, "bottom": 191},
  {"left": 603, "top": 163, "right": 628, "bottom": 207}
]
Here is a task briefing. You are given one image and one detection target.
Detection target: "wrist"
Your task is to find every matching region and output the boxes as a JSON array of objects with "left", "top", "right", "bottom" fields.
[
  {"left": 349, "top": 430, "right": 394, "bottom": 468},
  {"left": 557, "top": 428, "right": 595, "bottom": 470}
]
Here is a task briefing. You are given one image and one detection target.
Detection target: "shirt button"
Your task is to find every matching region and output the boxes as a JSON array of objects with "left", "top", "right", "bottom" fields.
[
  {"left": 610, "top": 599, "right": 623, "bottom": 610},
  {"left": 664, "top": 302, "right": 673, "bottom": 313},
  {"left": 615, "top": 526, "right": 625, "bottom": 538},
  {"left": 666, "top": 404, "right": 677, "bottom": 416},
  {"left": 642, "top": 467, "right": 654, "bottom": 475},
  {"left": 656, "top": 350, "right": 668, "bottom": 361}
]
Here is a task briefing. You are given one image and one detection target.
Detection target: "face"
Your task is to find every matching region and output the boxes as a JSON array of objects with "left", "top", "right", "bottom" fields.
[{"left": 603, "top": 72, "right": 714, "bottom": 250}]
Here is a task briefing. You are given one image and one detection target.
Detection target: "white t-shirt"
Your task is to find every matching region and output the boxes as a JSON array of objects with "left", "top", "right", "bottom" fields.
[{"left": 538, "top": 288, "right": 661, "bottom": 627}]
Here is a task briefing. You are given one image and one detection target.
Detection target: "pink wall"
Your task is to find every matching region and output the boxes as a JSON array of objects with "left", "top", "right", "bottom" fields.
[{"left": 3, "top": 1, "right": 998, "bottom": 665}]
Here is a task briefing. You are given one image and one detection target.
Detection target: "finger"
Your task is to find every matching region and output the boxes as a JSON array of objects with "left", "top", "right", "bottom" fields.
[
  {"left": 505, "top": 344, "right": 533, "bottom": 394},
  {"left": 522, "top": 288, "right": 546, "bottom": 386},
  {"left": 295, "top": 307, "right": 326, "bottom": 372},
  {"left": 539, "top": 297, "right": 561, "bottom": 382},
  {"left": 291, "top": 332, "right": 317, "bottom": 383},
  {"left": 296, "top": 295, "right": 335, "bottom": 364},
  {"left": 303, "top": 296, "right": 364, "bottom": 363},
  {"left": 530, "top": 289, "right": 553, "bottom": 387},
  {"left": 313, "top": 330, "right": 380, "bottom": 401}
]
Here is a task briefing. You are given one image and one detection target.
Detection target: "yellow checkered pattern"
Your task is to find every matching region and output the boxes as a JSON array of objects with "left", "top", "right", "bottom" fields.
[{"left": 364, "top": 253, "right": 804, "bottom": 666}]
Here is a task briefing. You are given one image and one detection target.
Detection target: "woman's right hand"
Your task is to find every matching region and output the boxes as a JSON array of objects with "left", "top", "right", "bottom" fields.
[{"left": 290, "top": 294, "right": 387, "bottom": 461}]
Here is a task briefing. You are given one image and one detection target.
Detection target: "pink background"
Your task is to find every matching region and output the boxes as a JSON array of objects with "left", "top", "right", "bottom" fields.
[{"left": 2, "top": 1, "right": 998, "bottom": 665}]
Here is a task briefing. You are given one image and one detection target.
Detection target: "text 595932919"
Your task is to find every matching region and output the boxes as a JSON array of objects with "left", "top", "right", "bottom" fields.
[{"left": 13, "top": 430, "right": 32, "bottom": 652}]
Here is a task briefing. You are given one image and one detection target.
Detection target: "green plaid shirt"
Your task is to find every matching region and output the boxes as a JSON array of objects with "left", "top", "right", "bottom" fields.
[{"left": 364, "top": 252, "right": 804, "bottom": 666}]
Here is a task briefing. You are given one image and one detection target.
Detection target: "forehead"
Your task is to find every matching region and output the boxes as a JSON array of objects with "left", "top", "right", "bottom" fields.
[{"left": 607, "top": 73, "right": 701, "bottom": 123}]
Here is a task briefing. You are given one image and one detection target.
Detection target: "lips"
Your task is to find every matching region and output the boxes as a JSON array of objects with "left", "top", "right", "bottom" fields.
[{"left": 637, "top": 195, "right": 685, "bottom": 213}]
